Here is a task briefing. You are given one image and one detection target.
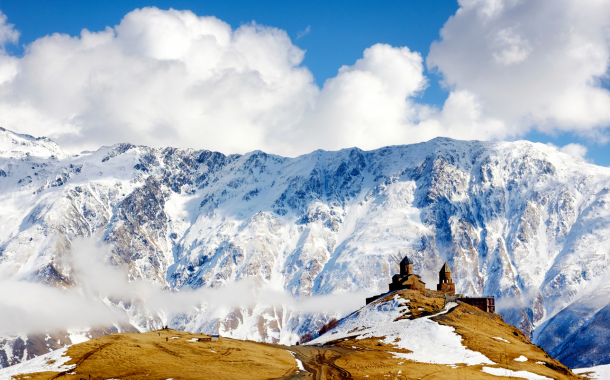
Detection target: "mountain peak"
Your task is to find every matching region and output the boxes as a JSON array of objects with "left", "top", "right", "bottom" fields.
[{"left": 0, "top": 127, "right": 70, "bottom": 159}]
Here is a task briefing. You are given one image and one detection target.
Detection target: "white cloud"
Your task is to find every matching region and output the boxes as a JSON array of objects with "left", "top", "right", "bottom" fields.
[
  {"left": 0, "top": 12, "right": 18, "bottom": 85},
  {"left": 0, "top": 8, "right": 505, "bottom": 156},
  {"left": 492, "top": 27, "right": 531, "bottom": 65},
  {"left": 293, "top": 43, "right": 428, "bottom": 151},
  {"left": 0, "top": 11, "right": 17, "bottom": 46},
  {"left": 297, "top": 25, "right": 310, "bottom": 39},
  {"left": 0, "top": 3, "right": 608, "bottom": 156},
  {"left": 0, "top": 8, "right": 318, "bottom": 155},
  {"left": 547, "top": 142, "right": 589, "bottom": 161},
  {"left": 287, "top": 44, "right": 508, "bottom": 152},
  {"left": 417, "top": 90, "right": 507, "bottom": 141},
  {"left": 428, "top": 0, "right": 610, "bottom": 137},
  {"left": 0, "top": 238, "right": 367, "bottom": 334},
  {"left": 559, "top": 143, "right": 588, "bottom": 161}
]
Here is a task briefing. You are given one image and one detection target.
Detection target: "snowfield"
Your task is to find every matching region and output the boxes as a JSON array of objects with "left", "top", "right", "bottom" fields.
[
  {"left": 481, "top": 367, "right": 552, "bottom": 380},
  {"left": 0, "top": 128, "right": 609, "bottom": 369}
]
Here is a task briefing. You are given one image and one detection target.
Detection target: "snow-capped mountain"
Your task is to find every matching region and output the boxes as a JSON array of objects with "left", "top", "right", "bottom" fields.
[{"left": 0, "top": 127, "right": 609, "bottom": 368}]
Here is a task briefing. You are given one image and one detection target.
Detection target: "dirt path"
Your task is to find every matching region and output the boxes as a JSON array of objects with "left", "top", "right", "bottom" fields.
[{"left": 268, "top": 344, "right": 354, "bottom": 380}]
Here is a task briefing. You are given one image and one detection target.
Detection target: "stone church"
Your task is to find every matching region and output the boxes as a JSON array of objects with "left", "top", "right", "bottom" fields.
[
  {"left": 388, "top": 256, "right": 427, "bottom": 292},
  {"left": 365, "top": 255, "right": 495, "bottom": 313},
  {"left": 366, "top": 256, "right": 456, "bottom": 304},
  {"left": 437, "top": 262, "right": 455, "bottom": 294}
]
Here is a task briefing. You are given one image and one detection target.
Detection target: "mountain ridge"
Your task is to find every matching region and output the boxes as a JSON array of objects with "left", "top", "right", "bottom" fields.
[{"left": 0, "top": 128, "right": 608, "bottom": 368}]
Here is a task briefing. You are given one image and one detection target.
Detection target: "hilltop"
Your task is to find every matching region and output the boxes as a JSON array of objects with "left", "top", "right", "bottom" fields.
[
  {"left": 297, "top": 289, "right": 584, "bottom": 379},
  {"left": 0, "top": 329, "right": 297, "bottom": 380}
]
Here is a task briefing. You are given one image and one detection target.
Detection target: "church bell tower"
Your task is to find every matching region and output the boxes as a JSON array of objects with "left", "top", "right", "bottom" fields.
[
  {"left": 400, "top": 256, "right": 414, "bottom": 276},
  {"left": 437, "top": 262, "right": 455, "bottom": 295}
]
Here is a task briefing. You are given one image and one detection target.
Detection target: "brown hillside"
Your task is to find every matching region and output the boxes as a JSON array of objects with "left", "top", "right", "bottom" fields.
[
  {"left": 287, "top": 290, "right": 586, "bottom": 380},
  {"left": 11, "top": 329, "right": 297, "bottom": 380},
  {"left": 432, "top": 302, "right": 579, "bottom": 380}
]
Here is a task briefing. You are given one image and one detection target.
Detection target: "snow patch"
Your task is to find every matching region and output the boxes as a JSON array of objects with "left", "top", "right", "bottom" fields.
[
  {"left": 481, "top": 367, "right": 551, "bottom": 379},
  {"left": 68, "top": 329, "right": 91, "bottom": 344},
  {"left": 574, "top": 363, "right": 610, "bottom": 379},
  {"left": 0, "top": 346, "right": 74, "bottom": 378},
  {"left": 288, "top": 351, "right": 306, "bottom": 372},
  {"left": 514, "top": 355, "right": 528, "bottom": 362}
]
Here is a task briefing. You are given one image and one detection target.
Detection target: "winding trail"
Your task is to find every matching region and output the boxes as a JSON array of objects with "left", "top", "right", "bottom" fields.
[{"left": 270, "top": 344, "right": 354, "bottom": 380}]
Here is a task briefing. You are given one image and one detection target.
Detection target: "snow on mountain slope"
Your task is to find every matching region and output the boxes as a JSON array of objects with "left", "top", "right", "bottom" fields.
[
  {"left": 0, "top": 345, "right": 75, "bottom": 379},
  {"left": 0, "top": 127, "right": 69, "bottom": 160},
  {"left": 0, "top": 128, "right": 609, "bottom": 368},
  {"left": 575, "top": 363, "right": 610, "bottom": 379}
]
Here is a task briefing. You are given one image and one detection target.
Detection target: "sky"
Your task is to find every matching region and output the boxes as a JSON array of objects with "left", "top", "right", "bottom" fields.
[{"left": 0, "top": 0, "right": 609, "bottom": 164}]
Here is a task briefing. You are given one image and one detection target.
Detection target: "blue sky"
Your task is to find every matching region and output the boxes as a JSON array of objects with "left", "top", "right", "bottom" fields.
[
  {"left": 0, "top": 0, "right": 609, "bottom": 164},
  {"left": 0, "top": 0, "right": 456, "bottom": 103}
]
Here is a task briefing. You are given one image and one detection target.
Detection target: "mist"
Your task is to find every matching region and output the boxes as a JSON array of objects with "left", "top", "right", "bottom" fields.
[{"left": 0, "top": 238, "right": 373, "bottom": 336}]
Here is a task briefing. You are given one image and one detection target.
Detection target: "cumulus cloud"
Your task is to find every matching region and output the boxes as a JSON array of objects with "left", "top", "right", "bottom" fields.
[
  {"left": 559, "top": 143, "right": 589, "bottom": 161},
  {"left": 0, "top": 12, "right": 18, "bottom": 46},
  {"left": 0, "top": 3, "right": 608, "bottom": 156},
  {"left": 0, "top": 8, "right": 318, "bottom": 154},
  {"left": 428, "top": 0, "right": 610, "bottom": 137},
  {"left": 294, "top": 43, "right": 427, "bottom": 150},
  {"left": 0, "top": 12, "right": 18, "bottom": 86},
  {"left": 0, "top": 7, "right": 503, "bottom": 156},
  {"left": 547, "top": 142, "right": 589, "bottom": 161},
  {"left": 492, "top": 27, "right": 532, "bottom": 65}
]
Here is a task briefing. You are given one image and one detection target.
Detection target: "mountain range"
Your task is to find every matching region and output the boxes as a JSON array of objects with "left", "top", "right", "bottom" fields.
[{"left": 0, "top": 128, "right": 608, "bottom": 369}]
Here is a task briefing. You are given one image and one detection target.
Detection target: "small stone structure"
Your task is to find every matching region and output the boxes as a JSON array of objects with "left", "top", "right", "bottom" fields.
[
  {"left": 365, "top": 255, "right": 495, "bottom": 314},
  {"left": 388, "top": 256, "right": 427, "bottom": 292},
  {"left": 197, "top": 334, "right": 219, "bottom": 342},
  {"left": 437, "top": 263, "right": 455, "bottom": 294},
  {"left": 458, "top": 297, "right": 495, "bottom": 313}
]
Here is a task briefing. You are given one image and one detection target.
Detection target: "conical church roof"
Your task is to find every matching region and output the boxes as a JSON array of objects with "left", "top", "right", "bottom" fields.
[
  {"left": 439, "top": 262, "right": 452, "bottom": 274},
  {"left": 400, "top": 256, "right": 413, "bottom": 265}
]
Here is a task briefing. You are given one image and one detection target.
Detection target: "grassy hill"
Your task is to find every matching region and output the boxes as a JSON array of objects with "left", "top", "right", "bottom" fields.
[
  {"left": 297, "top": 290, "right": 587, "bottom": 380},
  {"left": 6, "top": 329, "right": 297, "bottom": 380}
]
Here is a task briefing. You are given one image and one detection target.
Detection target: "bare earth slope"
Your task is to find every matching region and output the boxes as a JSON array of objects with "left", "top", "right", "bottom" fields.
[{"left": 1, "top": 329, "right": 297, "bottom": 380}]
